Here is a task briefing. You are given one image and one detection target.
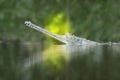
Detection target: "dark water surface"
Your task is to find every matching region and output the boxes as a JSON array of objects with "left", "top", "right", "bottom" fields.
[{"left": 0, "top": 41, "right": 120, "bottom": 80}]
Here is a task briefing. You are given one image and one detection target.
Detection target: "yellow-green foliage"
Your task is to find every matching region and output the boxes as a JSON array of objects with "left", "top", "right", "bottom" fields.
[{"left": 45, "top": 13, "right": 70, "bottom": 35}]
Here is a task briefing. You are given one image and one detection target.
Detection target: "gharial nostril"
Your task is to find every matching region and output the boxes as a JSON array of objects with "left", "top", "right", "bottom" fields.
[
  {"left": 25, "top": 21, "right": 31, "bottom": 26},
  {"left": 25, "top": 21, "right": 29, "bottom": 23}
]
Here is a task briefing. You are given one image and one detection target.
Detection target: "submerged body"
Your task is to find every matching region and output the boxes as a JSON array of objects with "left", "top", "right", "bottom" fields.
[{"left": 24, "top": 21, "right": 100, "bottom": 45}]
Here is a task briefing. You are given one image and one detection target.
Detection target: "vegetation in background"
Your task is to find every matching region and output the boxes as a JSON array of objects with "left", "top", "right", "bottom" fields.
[
  {"left": 1, "top": 1, "right": 120, "bottom": 80},
  {"left": 0, "top": 0, "right": 120, "bottom": 42},
  {"left": 45, "top": 13, "right": 70, "bottom": 34}
]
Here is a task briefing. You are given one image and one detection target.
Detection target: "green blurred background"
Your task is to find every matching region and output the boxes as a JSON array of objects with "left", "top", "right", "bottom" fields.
[
  {"left": 1, "top": 1, "right": 120, "bottom": 80},
  {"left": 0, "top": 0, "right": 120, "bottom": 43}
]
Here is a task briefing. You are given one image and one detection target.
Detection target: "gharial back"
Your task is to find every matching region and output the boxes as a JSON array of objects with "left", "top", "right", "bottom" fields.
[{"left": 63, "top": 33, "right": 99, "bottom": 45}]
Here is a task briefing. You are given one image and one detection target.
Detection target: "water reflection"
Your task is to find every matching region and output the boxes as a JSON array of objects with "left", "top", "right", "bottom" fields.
[{"left": 1, "top": 42, "right": 120, "bottom": 80}]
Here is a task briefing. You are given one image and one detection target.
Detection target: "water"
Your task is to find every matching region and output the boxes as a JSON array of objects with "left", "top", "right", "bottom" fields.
[{"left": 0, "top": 41, "right": 120, "bottom": 80}]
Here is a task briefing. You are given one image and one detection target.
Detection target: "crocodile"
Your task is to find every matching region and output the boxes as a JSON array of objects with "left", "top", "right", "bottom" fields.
[{"left": 24, "top": 21, "right": 118, "bottom": 46}]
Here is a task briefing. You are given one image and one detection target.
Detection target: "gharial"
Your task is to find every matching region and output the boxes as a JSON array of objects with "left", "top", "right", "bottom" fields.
[{"left": 24, "top": 21, "right": 117, "bottom": 46}]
